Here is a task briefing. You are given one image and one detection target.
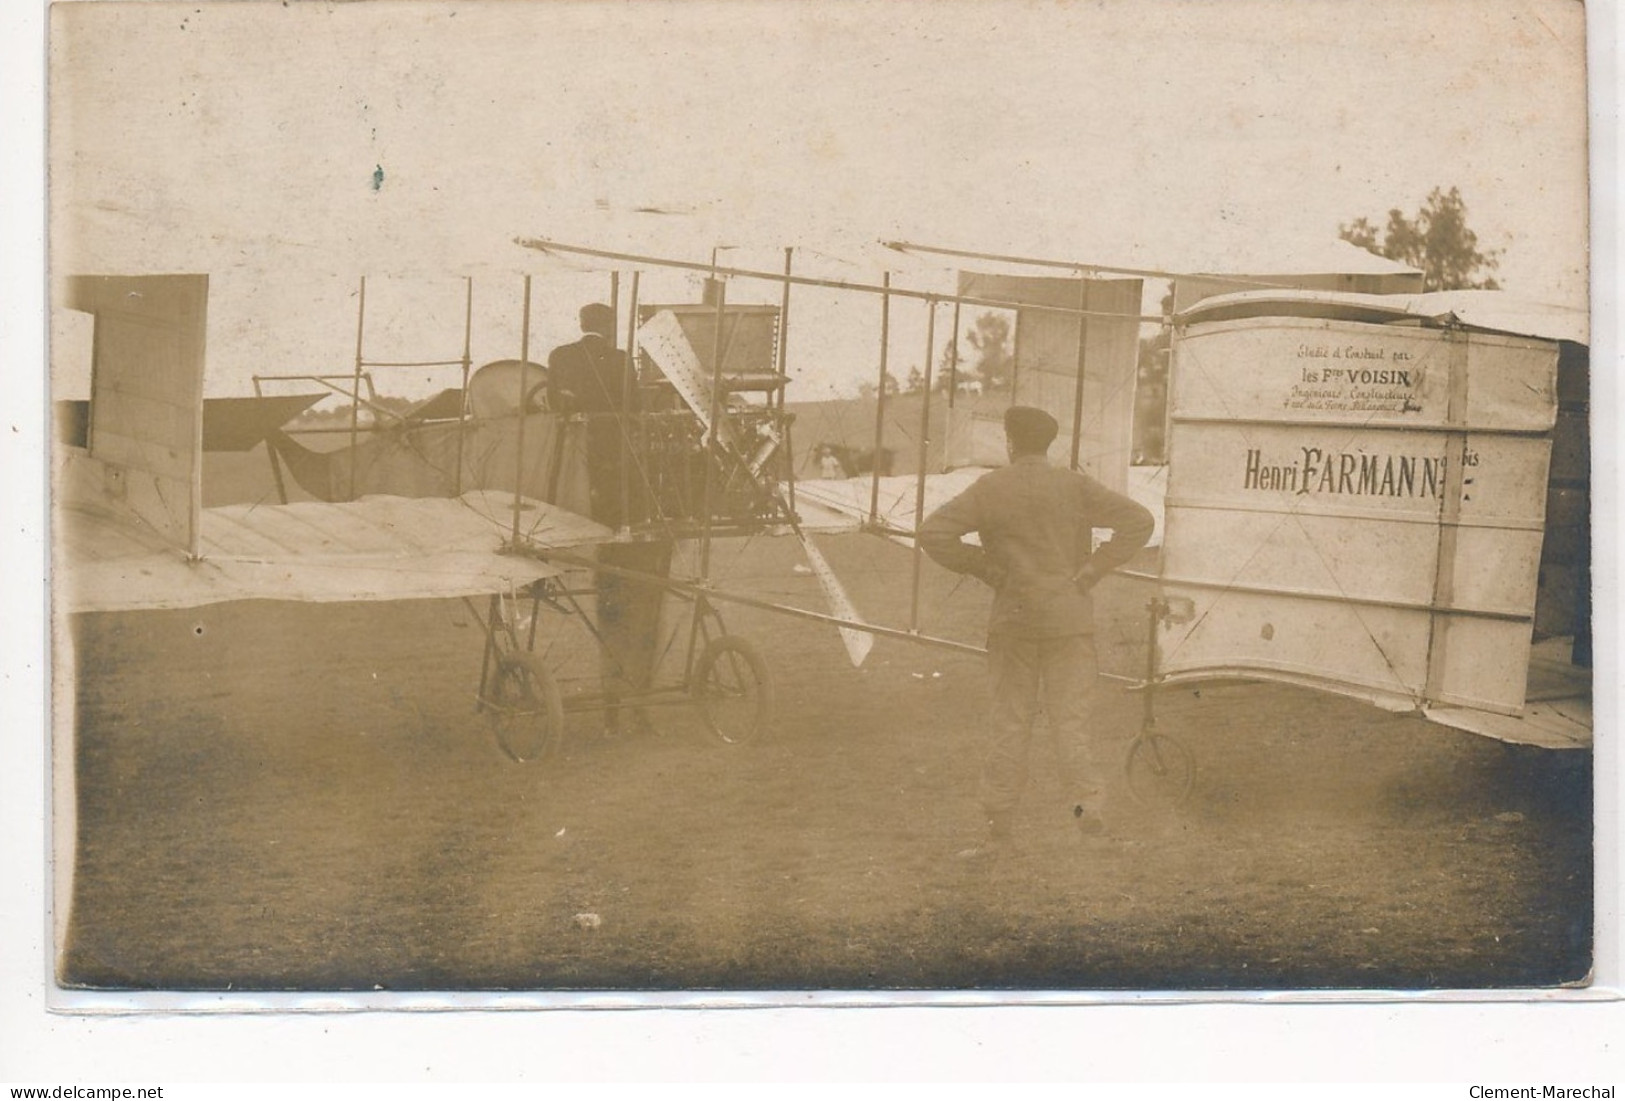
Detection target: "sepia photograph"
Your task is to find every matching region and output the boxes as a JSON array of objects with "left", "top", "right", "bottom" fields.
[{"left": 45, "top": 0, "right": 1597, "bottom": 1000}]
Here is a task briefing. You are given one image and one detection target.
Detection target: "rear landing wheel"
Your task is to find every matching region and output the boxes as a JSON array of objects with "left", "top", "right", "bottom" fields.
[
  {"left": 693, "top": 635, "right": 773, "bottom": 745},
  {"left": 488, "top": 652, "right": 565, "bottom": 763},
  {"left": 1124, "top": 731, "right": 1194, "bottom": 806}
]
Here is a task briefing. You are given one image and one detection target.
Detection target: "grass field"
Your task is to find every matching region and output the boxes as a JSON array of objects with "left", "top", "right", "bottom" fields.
[{"left": 59, "top": 533, "right": 1592, "bottom": 992}]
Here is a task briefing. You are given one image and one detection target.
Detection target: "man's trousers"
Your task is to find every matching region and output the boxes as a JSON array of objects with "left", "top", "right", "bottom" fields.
[
  {"left": 981, "top": 632, "right": 1103, "bottom": 824},
  {"left": 596, "top": 541, "right": 674, "bottom": 725}
]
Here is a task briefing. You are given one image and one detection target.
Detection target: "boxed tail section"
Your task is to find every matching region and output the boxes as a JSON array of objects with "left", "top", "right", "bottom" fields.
[{"left": 59, "top": 274, "right": 208, "bottom": 557}]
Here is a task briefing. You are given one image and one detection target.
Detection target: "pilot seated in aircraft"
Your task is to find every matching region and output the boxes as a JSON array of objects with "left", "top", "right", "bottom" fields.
[
  {"left": 919, "top": 406, "right": 1154, "bottom": 860},
  {"left": 548, "top": 302, "right": 671, "bottom": 738}
]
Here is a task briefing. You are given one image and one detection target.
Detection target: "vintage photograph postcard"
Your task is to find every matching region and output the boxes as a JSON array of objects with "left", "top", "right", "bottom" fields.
[{"left": 47, "top": 0, "right": 1595, "bottom": 997}]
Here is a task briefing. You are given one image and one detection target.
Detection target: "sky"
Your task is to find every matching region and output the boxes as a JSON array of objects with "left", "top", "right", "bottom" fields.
[{"left": 47, "top": 0, "right": 1593, "bottom": 399}]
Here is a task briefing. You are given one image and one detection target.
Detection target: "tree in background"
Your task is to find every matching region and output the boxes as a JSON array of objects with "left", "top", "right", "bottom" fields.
[
  {"left": 935, "top": 336, "right": 960, "bottom": 393},
  {"left": 1132, "top": 289, "right": 1174, "bottom": 463},
  {"left": 856, "top": 370, "right": 900, "bottom": 400},
  {"left": 965, "top": 311, "right": 1013, "bottom": 390},
  {"left": 1339, "top": 186, "right": 1502, "bottom": 292}
]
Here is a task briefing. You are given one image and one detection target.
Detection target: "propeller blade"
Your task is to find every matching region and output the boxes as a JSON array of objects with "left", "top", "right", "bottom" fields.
[{"left": 799, "top": 534, "right": 874, "bottom": 668}]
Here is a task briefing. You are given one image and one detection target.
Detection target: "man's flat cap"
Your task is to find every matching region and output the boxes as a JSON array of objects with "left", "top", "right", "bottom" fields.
[{"left": 1004, "top": 405, "right": 1059, "bottom": 453}]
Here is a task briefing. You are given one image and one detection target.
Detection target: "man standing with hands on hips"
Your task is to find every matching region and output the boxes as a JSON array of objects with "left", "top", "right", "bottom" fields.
[{"left": 920, "top": 406, "right": 1154, "bottom": 859}]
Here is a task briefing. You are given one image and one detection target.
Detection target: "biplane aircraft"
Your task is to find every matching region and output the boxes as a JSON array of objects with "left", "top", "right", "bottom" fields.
[{"left": 54, "top": 230, "right": 1591, "bottom": 806}]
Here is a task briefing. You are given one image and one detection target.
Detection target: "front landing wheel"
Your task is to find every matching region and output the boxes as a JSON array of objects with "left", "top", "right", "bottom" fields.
[
  {"left": 1124, "top": 731, "right": 1195, "bottom": 806},
  {"left": 693, "top": 636, "right": 773, "bottom": 745},
  {"left": 488, "top": 652, "right": 565, "bottom": 763}
]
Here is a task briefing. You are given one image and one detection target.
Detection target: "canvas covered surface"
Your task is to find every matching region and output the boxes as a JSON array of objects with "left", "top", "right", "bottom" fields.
[
  {"left": 791, "top": 468, "right": 991, "bottom": 542},
  {"left": 61, "top": 275, "right": 210, "bottom": 555},
  {"left": 58, "top": 483, "right": 607, "bottom": 612},
  {"left": 1160, "top": 313, "right": 1562, "bottom": 720},
  {"left": 956, "top": 272, "right": 1143, "bottom": 493}
]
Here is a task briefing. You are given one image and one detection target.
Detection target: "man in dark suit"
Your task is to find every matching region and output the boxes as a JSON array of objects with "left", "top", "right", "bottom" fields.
[
  {"left": 548, "top": 302, "right": 642, "bottom": 528},
  {"left": 549, "top": 303, "right": 669, "bottom": 736}
]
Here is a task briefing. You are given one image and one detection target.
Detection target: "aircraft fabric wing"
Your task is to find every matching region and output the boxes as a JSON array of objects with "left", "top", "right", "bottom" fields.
[
  {"left": 792, "top": 469, "right": 991, "bottom": 542},
  {"left": 60, "top": 488, "right": 611, "bottom": 613}
]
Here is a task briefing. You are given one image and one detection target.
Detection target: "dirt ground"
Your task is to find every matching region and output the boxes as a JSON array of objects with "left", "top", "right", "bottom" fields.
[{"left": 59, "top": 534, "right": 1592, "bottom": 992}]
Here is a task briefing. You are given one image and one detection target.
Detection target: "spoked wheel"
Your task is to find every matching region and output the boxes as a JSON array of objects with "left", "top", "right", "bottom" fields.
[
  {"left": 488, "top": 652, "right": 565, "bottom": 763},
  {"left": 693, "top": 635, "right": 773, "bottom": 745},
  {"left": 1124, "top": 731, "right": 1195, "bottom": 806}
]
